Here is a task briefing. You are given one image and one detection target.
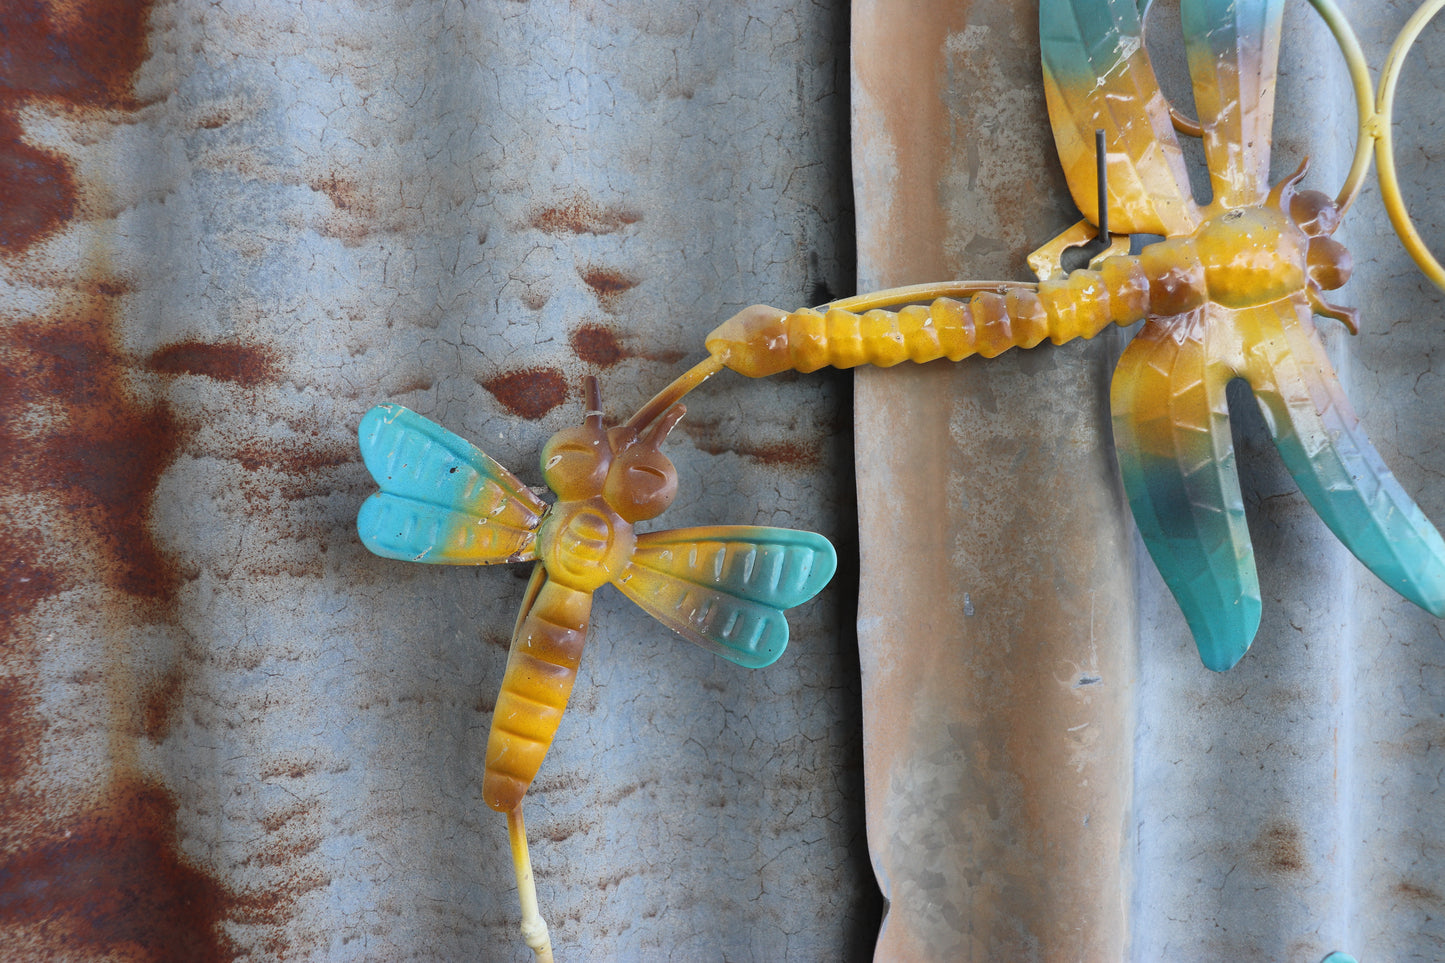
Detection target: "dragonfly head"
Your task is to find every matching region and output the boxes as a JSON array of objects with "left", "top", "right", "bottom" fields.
[
  {"left": 540, "top": 376, "right": 683, "bottom": 522},
  {"left": 1268, "top": 159, "right": 1358, "bottom": 332}
]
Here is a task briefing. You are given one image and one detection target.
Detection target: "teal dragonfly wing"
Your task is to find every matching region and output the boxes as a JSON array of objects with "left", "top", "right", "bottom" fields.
[
  {"left": 357, "top": 404, "right": 546, "bottom": 564},
  {"left": 615, "top": 527, "right": 837, "bottom": 669}
]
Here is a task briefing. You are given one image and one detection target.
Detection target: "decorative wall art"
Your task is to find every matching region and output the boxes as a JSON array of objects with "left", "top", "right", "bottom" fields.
[{"left": 358, "top": 1, "right": 1444, "bottom": 957}]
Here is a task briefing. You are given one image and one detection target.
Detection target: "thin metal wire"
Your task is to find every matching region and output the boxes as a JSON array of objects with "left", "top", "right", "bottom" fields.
[
  {"left": 1374, "top": 0, "right": 1445, "bottom": 289},
  {"left": 1305, "top": 0, "right": 1443, "bottom": 289}
]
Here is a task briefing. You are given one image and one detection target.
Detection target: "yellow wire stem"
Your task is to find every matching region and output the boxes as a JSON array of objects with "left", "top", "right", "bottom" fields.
[
  {"left": 1373, "top": 0, "right": 1445, "bottom": 290},
  {"left": 507, "top": 804, "right": 555, "bottom": 963},
  {"left": 1304, "top": 0, "right": 1377, "bottom": 218},
  {"left": 825, "top": 280, "right": 1036, "bottom": 313},
  {"left": 625, "top": 354, "right": 723, "bottom": 432}
]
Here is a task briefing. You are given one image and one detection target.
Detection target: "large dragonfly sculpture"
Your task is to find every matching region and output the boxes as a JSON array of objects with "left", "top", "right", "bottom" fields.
[{"left": 698, "top": 0, "right": 1445, "bottom": 672}]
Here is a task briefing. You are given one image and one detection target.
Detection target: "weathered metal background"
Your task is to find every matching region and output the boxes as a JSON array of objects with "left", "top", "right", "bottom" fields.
[
  {"left": 3, "top": 0, "right": 1443, "bottom": 961},
  {"left": 853, "top": 1, "right": 1445, "bottom": 961},
  {"left": 0, "top": 1, "right": 869, "bottom": 960}
]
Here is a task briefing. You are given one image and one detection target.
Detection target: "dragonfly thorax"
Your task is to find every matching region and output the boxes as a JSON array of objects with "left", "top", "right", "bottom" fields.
[
  {"left": 538, "top": 498, "right": 635, "bottom": 591},
  {"left": 1192, "top": 206, "right": 1309, "bottom": 310}
]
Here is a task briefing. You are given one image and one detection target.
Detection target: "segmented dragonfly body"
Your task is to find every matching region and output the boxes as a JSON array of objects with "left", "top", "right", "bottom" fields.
[
  {"left": 707, "top": 185, "right": 1353, "bottom": 378},
  {"left": 356, "top": 381, "right": 837, "bottom": 813},
  {"left": 709, "top": 0, "right": 1445, "bottom": 672}
]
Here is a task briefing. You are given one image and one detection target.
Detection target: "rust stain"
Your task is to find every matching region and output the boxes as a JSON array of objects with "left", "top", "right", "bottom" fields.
[
  {"left": 0, "top": 1, "right": 156, "bottom": 255},
  {"left": 1393, "top": 879, "right": 1442, "bottom": 906},
  {"left": 530, "top": 194, "right": 640, "bottom": 236},
  {"left": 578, "top": 265, "right": 640, "bottom": 312},
  {"left": 0, "top": 777, "right": 236, "bottom": 963},
  {"left": 147, "top": 341, "right": 279, "bottom": 387},
  {"left": 0, "top": 531, "right": 61, "bottom": 649},
  {"left": 233, "top": 440, "right": 355, "bottom": 476},
  {"left": 483, "top": 367, "right": 569, "bottom": 419},
  {"left": 680, "top": 419, "right": 821, "bottom": 470},
  {"left": 3, "top": 300, "right": 184, "bottom": 603},
  {"left": 0, "top": 678, "right": 40, "bottom": 787},
  {"left": 141, "top": 662, "right": 186, "bottom": 743},
  {"left": 0, "top": 114, "right": 77, "bottom": 254},
  {"left": 570, "top": 323, "right": 624, "bottom": 367},
  {"left": 1249, "top": 820, "right": 1307, "bottom": 876}
]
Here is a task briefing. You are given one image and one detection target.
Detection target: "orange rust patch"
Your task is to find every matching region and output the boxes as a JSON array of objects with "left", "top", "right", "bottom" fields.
[
  {"left": 680, "top": 420, "right": 821, "bottom": 470},
  {"left": 0, "top": 678, "right": 40, "bottom": 786},
  {"left": 147, "top": 342, "right": 279, "bottom": 387},
  {"left": 232, "top": 440, "right": 355, "bottom": 476},
  {"left": 530, "top": 195, "right": 640, "bottom": 236},
  {"left": 0, "top": 1, "right": 156, "bottom": 255},
  {"left": 578, "top": 266, "right": 639, "bottom": 312},
  {"left": 0, "top": 777, "right": 236, "bottom": 963},
  {"left": 0, "top": 1, "right": 156, "bottom": 108},
  {"left": 483, "top": 367, "right": 569, "bottom": 419},
  {"left": 0, "top": 531, "right": 61, "bottom": 650},
  {"left": 570, "top": 323, "right": 624, "bottom": 367},
  {"left": 2, "top": 305, "right": 184, "bottom": 603},
  {"left": 140, "top": 662, "right": 185, "bottom": 743},
  {"left": 0, "top": 114, "right": 77, "bottom": 254}
]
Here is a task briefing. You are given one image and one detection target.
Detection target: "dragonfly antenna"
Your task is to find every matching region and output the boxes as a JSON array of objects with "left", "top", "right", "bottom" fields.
[{"left": 625, "top": 353, "right": 723, "bottom": 432}]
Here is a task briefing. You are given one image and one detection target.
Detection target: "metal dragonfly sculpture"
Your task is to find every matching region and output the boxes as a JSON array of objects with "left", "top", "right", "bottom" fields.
[
  {"left": 700, "top": 0, "right": 1445, "bottom": 672},
  {"left": 356, "top": 377, "right": 835, "bottom": 959}
]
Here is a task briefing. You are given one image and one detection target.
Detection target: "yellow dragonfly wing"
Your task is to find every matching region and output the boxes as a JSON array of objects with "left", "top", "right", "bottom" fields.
[
  {"left": 1180, "top": 0, "right": 1284, "bottom": 209},
  {"left": 613, "top": 527, "right": 837, "bottom": 669},
  {"left": 1041, "top": 0, "right": 1201, "bottom": 235}
]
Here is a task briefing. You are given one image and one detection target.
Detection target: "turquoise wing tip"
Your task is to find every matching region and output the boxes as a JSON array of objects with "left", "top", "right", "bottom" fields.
[
  {"left": 1186, "top": 593, "right": 1261, "bottom": 672},
  {"left": 1319, "top": 954, "right": 1358, "bottom": 963}
]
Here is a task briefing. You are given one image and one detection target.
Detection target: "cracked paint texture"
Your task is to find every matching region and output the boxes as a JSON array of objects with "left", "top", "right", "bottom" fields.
[{"left": 0, "top": 0, "right": 864, "bottom": 959}]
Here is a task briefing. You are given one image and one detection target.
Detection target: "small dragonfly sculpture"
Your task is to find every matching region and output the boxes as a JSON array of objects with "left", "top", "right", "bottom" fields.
[
  {"left": 701, "top": 0, "right": 1445, "bottom": 672},
  {"left": 356, "top": 376, "right": 835, "bottom": 959}
]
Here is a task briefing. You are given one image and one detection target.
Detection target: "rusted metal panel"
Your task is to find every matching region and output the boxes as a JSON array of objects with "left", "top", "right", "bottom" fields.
[{"left": 0, "top": 1, "right": 869, "bottom": 959}]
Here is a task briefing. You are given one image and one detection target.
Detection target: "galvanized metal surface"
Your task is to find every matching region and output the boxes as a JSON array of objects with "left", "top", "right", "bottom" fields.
[
  {"left": 0, "top": 1, "right": 869, "bottom": 960},
  {"left": 852, "top": 2, "right": 1445, "bottom": 961}
]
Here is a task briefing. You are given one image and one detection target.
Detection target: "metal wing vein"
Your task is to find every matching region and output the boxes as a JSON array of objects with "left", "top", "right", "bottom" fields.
[{"left": 613, "top": 527, "right": 838, "bottom": 669}]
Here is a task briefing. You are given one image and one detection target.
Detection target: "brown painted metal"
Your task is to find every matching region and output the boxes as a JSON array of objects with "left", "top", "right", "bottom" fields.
[{"left": 852, "top": 1, "right": 1136, "bottom": 959}]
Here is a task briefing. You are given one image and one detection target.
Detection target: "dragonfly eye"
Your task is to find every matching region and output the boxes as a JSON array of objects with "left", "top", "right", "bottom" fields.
[
  {"left": 1289, "top": 189, "right": 1341, "bottom": 237},
  {"left": 1307, "top": 235, "right": 1352, "bottom": 291},
  {"left": 541, "top": 426, "right": 610, "bottom": 499},
  {"left": 605, "top": 451, "right": 677, "bottom": 522}
]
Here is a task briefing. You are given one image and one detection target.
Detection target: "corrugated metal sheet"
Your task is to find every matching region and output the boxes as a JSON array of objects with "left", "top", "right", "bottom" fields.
[
  {"left": 0, "top": 1, "right": 868, "bottom": 959},
  {"left": 3, "top": 1, "right": 1442, "bottom": 961}
]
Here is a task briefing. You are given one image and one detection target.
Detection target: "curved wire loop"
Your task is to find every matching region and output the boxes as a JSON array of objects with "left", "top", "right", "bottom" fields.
[
  {"left": 1372, "top": 0, "right": 1445, "bottom": 289},
  {"left": 1306, "top": 0, "right": 1443, "bottom": 288}
]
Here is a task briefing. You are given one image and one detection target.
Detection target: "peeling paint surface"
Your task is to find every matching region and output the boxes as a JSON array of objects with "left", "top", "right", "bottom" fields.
[{"left": 0, "top": 1, "right": 865, "bottom": 959}]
